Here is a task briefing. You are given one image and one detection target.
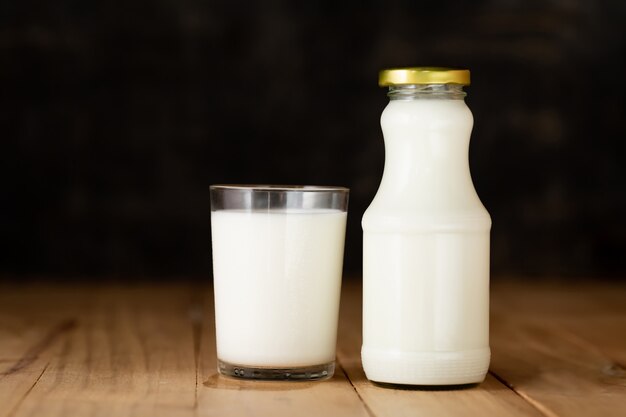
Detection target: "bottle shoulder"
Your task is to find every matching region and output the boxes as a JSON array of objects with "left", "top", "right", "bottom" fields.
[
  {"left": 363, "top": 178, "right": 489, "bottom": 219},
  {"left": 362, "top": 206, "right": 491, "bottom": 233},
  {"left": 362, "top": 199, "right": 491, "bottom": 231}
]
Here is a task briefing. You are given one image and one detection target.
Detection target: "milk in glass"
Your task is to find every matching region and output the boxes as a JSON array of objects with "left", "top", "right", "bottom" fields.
[{"left": 211, "top": 208, "right": 347, "bottom": 371}]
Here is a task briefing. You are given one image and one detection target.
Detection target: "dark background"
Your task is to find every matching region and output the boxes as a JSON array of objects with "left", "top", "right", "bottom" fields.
[{"left": 1, "top": 0, "right": 625, "bottom": 280}]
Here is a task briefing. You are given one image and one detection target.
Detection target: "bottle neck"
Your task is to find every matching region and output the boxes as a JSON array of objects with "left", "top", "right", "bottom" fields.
[{"left": 387, "top": 84, "right": 466, "bottom": 100}]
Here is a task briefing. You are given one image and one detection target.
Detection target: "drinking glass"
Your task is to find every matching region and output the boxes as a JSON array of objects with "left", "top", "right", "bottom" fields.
[{"left": 210, "top": 185, "right": 349, "bottom": 380}]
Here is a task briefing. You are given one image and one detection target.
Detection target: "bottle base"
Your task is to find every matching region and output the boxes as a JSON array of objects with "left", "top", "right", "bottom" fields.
[
  {"left": 361, "top": 346, "right": 490, "bottom": 385},
  {"left": 218, "top": 360, "right": 335, "bottom": 381}
]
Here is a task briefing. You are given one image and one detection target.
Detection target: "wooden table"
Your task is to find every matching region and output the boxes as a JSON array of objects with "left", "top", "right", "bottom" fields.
[{"left": 1, "top": 280, "right": 624, "bottom": 417}]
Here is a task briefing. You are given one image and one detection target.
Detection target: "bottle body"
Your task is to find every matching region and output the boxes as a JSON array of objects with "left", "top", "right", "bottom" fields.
[{"left": 362, "top": 94, "right": 491, "bottom": 385}]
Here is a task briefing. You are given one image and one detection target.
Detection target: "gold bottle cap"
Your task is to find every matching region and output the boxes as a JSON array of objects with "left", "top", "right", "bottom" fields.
[{"left": 379, "top": 67, "right": 470, "bottom": 87}]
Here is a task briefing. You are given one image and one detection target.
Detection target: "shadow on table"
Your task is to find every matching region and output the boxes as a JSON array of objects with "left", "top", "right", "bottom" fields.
[
  {"left": 371, "top": 381, "right": 480, "bottom": 391},
  {"left": 203, "top": 373, "right": 320, "bottom": 391}
]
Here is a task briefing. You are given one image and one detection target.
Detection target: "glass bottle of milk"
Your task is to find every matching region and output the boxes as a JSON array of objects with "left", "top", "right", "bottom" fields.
[{"left": 361, "top": 67, "right": 491, "bottom": 385}]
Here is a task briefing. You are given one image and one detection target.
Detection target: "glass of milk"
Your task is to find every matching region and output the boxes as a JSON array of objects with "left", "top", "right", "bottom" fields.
[{"left": 210, "top": 185, "right": 349, "bottom": 381}]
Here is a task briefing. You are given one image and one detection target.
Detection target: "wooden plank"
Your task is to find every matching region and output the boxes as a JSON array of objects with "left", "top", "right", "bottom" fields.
[
  {"left": 490, "top": 280, "right": 626, "bottom": 362},
  {"left": 0, "top": 286, "right": 85, "bottom": 417},
  {"left": 1, "top": 280, "right": 624, "bottom": 417},
  {"left": 491, "top": 280, "right": 626, "bottom": 319},
  {"left": 490, "top": 280, "right": 626, "bottom": 364},
  {"left": 195, "top": 284, "right": 372, "bottom": 417},
  {"left": 0, "top": 320, "right": 68, "bottom": 417},
  {"left": 560, "top": 315, "right": 626, "bottom": 364},
  {"left": 490, "top": 281, "right": 626, "bottom": 417},
  {"left": 0, "top": 285, "right": 90, "bottom": 360},
  {"left": 0, "top": 284, "right": 198, "bottom": 417},
  {"left": 337, "top": 281, "right": 544, "bottom": 417}
]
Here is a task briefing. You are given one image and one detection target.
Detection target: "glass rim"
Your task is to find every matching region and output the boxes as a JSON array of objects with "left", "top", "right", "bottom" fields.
[{"left": 210, "top": 184, "right": 349, "bottom": 193}]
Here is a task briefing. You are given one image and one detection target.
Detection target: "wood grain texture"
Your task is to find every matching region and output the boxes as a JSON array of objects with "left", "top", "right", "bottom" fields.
[
  {"left": 490, "top": 281, "right": 626, "bottom": 417},
  {"left": 0, "top": 280, "right": 624, "bottom": 417},
  {"left": 0, "top": 285, "right": 198, "bottom": 417}
]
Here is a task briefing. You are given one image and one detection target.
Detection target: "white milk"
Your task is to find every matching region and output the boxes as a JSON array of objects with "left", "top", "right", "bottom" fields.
[
  {"left": 362, "top": 95, "right": 492, "bottom": 385},
  {"left": 211, "top": 209, "right": 347, "bottom": 368}
]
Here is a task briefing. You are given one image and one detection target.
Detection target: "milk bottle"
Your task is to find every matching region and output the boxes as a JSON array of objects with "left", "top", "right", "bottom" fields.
[{"left": 361, "top": 68, "right": 491, "bottom": 385}]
